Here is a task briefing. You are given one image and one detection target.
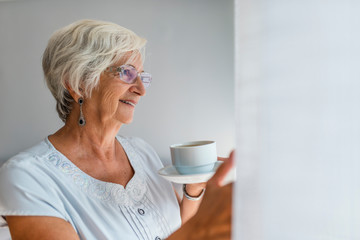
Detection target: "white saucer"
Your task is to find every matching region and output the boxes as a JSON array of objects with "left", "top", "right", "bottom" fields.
[{"left": 158, "top": 161, "right": 223, "bottom": 184}]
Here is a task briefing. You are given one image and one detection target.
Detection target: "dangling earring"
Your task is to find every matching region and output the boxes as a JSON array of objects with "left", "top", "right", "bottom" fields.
[{"left": 78, "top": 97, "right": 86, "bottom": 126}]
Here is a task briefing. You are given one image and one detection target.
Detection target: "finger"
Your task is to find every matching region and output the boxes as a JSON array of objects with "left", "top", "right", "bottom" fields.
[
  {"left": 217, "top": 156, "right": 229, "bottom": 162},
  {"left": 209, "top": 150, "right": 235, "bottom": 187}
]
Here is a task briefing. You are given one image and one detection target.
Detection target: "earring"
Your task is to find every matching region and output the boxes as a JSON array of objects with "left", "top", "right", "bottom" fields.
[{"left": 78, "top": 97, "right": 86, "bottom": 126}]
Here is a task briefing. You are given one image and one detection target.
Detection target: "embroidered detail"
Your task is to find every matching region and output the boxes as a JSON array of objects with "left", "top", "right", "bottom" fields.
[{"left": 46, "top": 136, "right": 147, "bottom": 206}]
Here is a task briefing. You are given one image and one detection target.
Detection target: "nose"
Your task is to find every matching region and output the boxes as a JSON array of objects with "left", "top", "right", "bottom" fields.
[{"left": 130, "top": 76, "right": 146, "bottom": 96}]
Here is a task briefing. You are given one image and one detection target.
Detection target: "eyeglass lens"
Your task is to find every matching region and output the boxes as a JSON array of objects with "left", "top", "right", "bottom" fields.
[{"left": 120, "top": 66, "right": 151, "bottom": 88}]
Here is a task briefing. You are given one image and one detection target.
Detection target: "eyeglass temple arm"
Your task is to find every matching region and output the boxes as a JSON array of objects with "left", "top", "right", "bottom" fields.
[{"left": 104, "top": 66, "right": 122, "bottom": 73}]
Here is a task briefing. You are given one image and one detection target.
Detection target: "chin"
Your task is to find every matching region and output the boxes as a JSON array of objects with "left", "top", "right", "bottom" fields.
[
  {"left": 116, "top": 111, "right": 134, "bottom": 124},
  {"left": 123, "top": 119, "right": 134, "bottom": 124},
  {"left": 117, "top": 116, "right": 134, "bottom": 124}
]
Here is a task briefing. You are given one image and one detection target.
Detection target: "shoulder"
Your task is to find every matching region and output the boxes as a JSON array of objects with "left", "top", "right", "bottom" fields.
[
  {"left": 117, "top": 135, "right": 157, "bottom": 155},
  {"left": 0, "top": 139, "right": 68, "bottom": 220},
  {"left": 0, "top": 139, "right": 57, "bottom": 189},
  {"left": 0, "top": 138, "right": 62, "bottom": 202},
  {"left": 117, "top": 135, "right": 164, "bottom": 169},
  {"left": 1, "top": 139, "right": 52, "bottom": 169}
]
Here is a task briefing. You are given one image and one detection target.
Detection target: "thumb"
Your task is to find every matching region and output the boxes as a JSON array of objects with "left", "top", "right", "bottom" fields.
[{"left": 208, "top": 150, "right": 235, "bottom": 187}]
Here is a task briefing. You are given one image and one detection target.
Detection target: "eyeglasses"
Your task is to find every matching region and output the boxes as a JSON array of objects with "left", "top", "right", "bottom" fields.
[{"left": 104, "top": 64, "right": 152, "bottom": 88}]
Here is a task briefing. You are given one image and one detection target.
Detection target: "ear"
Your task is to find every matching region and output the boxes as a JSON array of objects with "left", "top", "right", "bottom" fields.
[{"left": 64, "top": 81, "right": 83, "bottom": 103}]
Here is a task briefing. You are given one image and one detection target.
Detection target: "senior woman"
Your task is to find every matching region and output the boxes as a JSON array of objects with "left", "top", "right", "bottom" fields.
[{"left": 0, "top": 19, "right": 233, "bottom": 240}]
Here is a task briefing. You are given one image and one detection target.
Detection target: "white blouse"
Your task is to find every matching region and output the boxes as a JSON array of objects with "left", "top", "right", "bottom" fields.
[{"left": 0, "top": 136, "right": 181, "bottom": 240}]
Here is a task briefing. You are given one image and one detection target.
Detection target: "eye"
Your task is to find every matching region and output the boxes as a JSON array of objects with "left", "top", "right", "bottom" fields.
[{"left": 123, "top": 69, "right": 131, "bottom": 76}]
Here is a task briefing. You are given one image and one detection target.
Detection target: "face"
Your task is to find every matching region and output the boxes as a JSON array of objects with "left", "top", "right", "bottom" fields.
[{"left": 85, "top": 54, "right": 146, "bottom": 126}]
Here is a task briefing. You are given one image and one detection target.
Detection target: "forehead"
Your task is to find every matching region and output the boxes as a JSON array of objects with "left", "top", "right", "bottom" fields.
[{"left": 115, "top": 52, "right": 144, "bottom": 72}]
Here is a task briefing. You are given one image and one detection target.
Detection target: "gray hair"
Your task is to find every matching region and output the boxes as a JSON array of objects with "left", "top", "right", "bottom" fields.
[{"left": 42, "top": 19, "right": 147, "bottom": 122}]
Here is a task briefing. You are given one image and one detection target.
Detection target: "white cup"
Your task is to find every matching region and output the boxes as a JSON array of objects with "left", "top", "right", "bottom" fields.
[{"left": 170, "top": 141, "right": 217, "bottom": 175}]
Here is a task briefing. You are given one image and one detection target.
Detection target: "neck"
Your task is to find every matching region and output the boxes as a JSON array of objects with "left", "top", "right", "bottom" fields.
[{"left": 49, "top": 111, "right": 123, "bottom": 163}]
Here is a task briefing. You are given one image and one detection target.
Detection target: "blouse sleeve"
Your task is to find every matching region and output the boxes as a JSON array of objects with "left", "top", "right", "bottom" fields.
[{"left": 0, "top": 157, "right": 67, "bottom": 221}]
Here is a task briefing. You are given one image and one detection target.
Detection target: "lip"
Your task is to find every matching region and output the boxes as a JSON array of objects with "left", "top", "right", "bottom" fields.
[
  {"left": 125, "top": 100, "right": 137, "bottom": 105},
  {"left": 119, "top": 99, "right": 138, "bottom": 107},
  {"left": 122, "top": 99, "right": 137, "bottom": 105}
]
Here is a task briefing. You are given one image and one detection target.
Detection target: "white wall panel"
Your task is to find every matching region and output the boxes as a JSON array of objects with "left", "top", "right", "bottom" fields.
[{"left": 235, "top": 0, "right": 360, "bottom": 239}]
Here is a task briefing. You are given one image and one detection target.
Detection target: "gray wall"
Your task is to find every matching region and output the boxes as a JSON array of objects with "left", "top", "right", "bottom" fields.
[{"left": 0, "top": 0, "right": 234, "bottom": 165}]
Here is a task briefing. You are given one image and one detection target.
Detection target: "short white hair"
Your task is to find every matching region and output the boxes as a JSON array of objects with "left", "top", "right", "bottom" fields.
[{"left": 42, "top": 19, "right": 147, "bottom": 122}]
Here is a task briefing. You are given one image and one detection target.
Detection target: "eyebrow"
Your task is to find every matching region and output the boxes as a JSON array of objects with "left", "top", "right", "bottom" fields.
[
  {"left": 126, "top": 64, "right": 143, "bottom": 73},
  {"left": 109, "top": 64, "right": 144, "bottom": 73}
]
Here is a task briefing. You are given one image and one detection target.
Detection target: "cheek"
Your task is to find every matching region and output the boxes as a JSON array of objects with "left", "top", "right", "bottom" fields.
[{"left": 100, "top": 90, "right": 120, "bottom": 112}]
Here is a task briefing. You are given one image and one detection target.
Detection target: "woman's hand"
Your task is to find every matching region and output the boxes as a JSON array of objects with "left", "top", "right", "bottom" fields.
[
  {"left": 210, "top": 151, "right": 235, "bottom": 187},
  {"left": 184, "top": 152, "right": 233, "bottom": 195},
  {"left": 169, "top": 151, "right": 235, "bottom": 240},
  {"left": 179, "top": 153, "right": 234, "bottom": 224}
]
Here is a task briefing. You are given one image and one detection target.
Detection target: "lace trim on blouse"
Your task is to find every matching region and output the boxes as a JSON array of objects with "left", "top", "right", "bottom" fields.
[{"left": 44, "top": 136, "right": 147, "bottom": 207}]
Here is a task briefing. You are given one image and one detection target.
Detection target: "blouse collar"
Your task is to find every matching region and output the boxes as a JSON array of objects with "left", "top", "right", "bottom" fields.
[{"left": 44, "top": 136, "right": 147, "bottom": 206}]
